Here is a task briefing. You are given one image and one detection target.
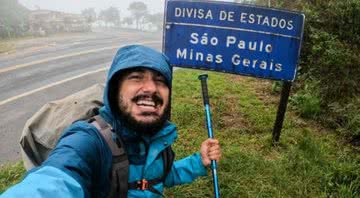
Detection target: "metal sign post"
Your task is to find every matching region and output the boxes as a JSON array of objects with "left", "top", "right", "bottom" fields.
[{"left": 272, "top": 81, "right": 292, "bottom": 144}]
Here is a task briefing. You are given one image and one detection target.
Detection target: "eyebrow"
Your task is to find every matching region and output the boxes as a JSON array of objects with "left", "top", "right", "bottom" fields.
[
  {"left": 129, "top": 68, "right": 163, "bottom": 77},
  {"left": 132, "top": 68, "right": 146, "bottom": 72}
]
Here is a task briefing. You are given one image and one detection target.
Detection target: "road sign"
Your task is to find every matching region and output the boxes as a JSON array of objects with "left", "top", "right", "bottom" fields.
[{"left": 163, "top": 0, "right": 305, "bottom": 81}]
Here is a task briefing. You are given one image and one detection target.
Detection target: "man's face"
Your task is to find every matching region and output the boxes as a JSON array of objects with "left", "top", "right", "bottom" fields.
[{"left": 117, "top": 68, "right": 170, "bottom": 132}]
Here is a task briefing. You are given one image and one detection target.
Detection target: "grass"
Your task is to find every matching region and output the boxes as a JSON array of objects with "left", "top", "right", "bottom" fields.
[
  {"left": 0, "top": 35, "right": 38, "bottom": 54},
  {"left": 0, "top": 41, "right": 15, "bottom": 54},
  {"left": 0, "top": 162, "right": 26, "bottom": 193},
  {"left": 0, "top": 33, "right": 74, "bottom": 54},
  {"left": 165, "top": 69, "right": 359, "bottom": 197},
  {"left": 0, "top": 69, "right": 359, "bottom": 197}
]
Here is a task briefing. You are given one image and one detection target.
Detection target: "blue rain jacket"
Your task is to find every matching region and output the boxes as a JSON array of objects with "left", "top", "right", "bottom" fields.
[{"left": 1, "top": 45, "right": 207, "bottom": 198}]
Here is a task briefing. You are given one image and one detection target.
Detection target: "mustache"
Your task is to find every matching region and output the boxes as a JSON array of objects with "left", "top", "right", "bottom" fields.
[{"left": 131, "top": 93, "right": 164, "bottom": 106}]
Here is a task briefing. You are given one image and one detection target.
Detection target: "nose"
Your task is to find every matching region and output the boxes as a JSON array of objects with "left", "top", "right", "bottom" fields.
[{"left": 141, "top": 78, "right": 157, "bottom": 93}]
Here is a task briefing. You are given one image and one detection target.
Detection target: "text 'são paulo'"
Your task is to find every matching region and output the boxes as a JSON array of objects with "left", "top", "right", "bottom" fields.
[{"left": 172, "top": 7, "right": 298, "bottom": 73}]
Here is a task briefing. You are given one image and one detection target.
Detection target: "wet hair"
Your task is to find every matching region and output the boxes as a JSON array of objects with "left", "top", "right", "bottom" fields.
[{"left": 108, "top": 69, "right": 129, "bottom": 118}]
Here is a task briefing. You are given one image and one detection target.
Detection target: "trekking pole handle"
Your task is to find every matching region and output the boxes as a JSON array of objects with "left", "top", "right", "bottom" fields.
[
  {"left": 198, "top": 74, "right": 210, "bottom": 106},
  {"left": 198, "top": 74, "right": 220, "bottom": 198}
]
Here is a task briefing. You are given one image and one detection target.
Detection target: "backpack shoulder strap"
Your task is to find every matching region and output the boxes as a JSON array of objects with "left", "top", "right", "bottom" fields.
[
  {"left": 91, "top": 115, "right": 129, "bottom": 198},
  {"left": 162, "top": 146, "right": 175, "bottom": 181}
]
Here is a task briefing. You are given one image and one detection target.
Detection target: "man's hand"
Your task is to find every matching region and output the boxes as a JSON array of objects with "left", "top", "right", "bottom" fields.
[{"left": 200, "top": 138, "right": 221, "bottom": 167}]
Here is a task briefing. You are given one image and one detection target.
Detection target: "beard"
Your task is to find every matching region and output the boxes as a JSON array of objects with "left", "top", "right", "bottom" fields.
[{"left": 116, "top": 94, "right": 170, "bottom": 137}]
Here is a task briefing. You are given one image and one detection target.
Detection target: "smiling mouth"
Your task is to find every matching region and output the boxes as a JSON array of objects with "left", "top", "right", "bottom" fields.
[
  {"left": 136, "top": 99, "right": 156, "bottom": 108},
  {"left": 132, "top": 94, "right": 163, "bottom": 109}
]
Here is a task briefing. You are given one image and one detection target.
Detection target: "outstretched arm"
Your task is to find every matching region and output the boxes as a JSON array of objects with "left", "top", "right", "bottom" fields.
[
  {"left": 1, "top": 122, "right": 111, "bottom": 198},
  {"left": 1, "top": 166, "right": 84, "bottom": 198},
  {"left": 164, "top": 138, "right": 221, "bottom": 187}
]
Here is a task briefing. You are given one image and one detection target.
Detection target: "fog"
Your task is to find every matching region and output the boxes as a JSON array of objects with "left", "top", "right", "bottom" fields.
[
  {"left": 19, "top": 0, "right": 166, "bottom": 15},
  {"left": 0, "top": 0, "right": 240, "bottom": 39},
  {"left": 18, "top": 0, "right": 235, "bottom": 16}
]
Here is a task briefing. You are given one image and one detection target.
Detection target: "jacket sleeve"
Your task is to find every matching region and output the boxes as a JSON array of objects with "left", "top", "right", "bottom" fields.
[
  {"left": 1, "top": 121, "right": 112, "bottom": 198},
  {"left": 164, "top": 152, "right": 208, "bottom": 187},
  {"left": 0, "top": 166, "right": 84, "bottom": 198}
]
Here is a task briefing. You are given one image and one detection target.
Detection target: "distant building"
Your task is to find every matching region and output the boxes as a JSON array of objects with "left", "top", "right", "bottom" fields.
[
  {"left": 28, "top": 10, "right": 90, "bottom": 36},
  {"left": 63, "top": 13, "right": 91, "bottom": 32}
]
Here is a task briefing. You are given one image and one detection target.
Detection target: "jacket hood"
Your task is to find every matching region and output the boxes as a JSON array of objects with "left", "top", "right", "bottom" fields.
[{"left": 99, "top": 45, "right": 173, "bottom": 138}]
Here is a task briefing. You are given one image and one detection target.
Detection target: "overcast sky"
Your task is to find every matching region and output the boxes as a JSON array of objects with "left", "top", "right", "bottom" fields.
[
  {"left": 18, "top": 0, "right": 235, "bottom": 16},
  {"left": 18, "top": 0, "right": 167, "bottom": 16}
]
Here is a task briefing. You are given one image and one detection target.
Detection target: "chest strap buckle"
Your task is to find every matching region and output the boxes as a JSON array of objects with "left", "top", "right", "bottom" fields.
[{"left": 137, "top": 179, "right": 149, "bottom": 190}]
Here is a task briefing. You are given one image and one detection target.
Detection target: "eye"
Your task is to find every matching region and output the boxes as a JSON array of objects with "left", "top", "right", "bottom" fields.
[
  {"left": 155, "top": 76, "right": 166, "bottom": 84},
  {"left": 127, "top": 73, "right": 143, "bottom": 80}
]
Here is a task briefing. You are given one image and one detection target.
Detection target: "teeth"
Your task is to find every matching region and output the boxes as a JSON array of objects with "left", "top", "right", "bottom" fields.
[{"left": 137, "top": 100, "right": 155, "bottom": 107}]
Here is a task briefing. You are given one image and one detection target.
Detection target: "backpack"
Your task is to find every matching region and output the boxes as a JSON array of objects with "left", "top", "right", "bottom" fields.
[{"left": 20, "top": 83, "right": 174, "bottom": 197}]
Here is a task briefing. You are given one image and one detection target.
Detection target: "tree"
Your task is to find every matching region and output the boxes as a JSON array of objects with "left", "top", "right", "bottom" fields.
[
  {"left": 253, "top": 0, "right": 360, "bottom": 139},
  {"left": 128, "top": 1, "right": 148, "bottom": 29},
  {"left": 99, "top": 7, "right": 121, "bottom": 27},
  {"left": 145, "top": 13, "right": 163, "bottom": 31},
  {"left": 0, "top": 0, "right": 29, "bottom": 38},
  {"left": 81, "top": 8, "right": 97, "bottom": 24},
  {"left": 122, "top": 17, "right": 134, "bottom": 26}
]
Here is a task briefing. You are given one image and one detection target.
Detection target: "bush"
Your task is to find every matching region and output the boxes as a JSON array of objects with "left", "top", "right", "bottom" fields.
[
  {"left": 282, "top": 0, "right": 360, "bottom": 139},
  {"left": 271, "top": 81, "right": 283, "bottom": 94},
  {"left": 304, "top": 30, "right": 360, "bottom": 105},
  {"left": 289, "top": 85, "right": 321, "bottom": 119},
  {"left": 324, "top": 158, "right": 360, "bottom": 197},
  {"left": 329, "top": 98, "right": 360, "bottom": 138},
  {"left": 0, "top": 0, "right": 29, "bottom": 39}
]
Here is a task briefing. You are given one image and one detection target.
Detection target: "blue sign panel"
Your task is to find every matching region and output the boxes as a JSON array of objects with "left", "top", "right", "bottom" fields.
[{"left": 163, "top": 0, "right": 305, "bottom": 81}]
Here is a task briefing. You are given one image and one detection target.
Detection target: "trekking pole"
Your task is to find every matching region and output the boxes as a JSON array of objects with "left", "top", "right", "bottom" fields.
[{"left": 198, "top": 74, "right": 220, "bottom": 198}]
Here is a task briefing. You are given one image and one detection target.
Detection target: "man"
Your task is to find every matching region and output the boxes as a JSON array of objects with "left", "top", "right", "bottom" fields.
[{"left": 1, "top": 45, "right": 221, "bottom": 197}]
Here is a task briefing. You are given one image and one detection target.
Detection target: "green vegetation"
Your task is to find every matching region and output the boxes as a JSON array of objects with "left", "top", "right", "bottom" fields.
[
  {"left": 165, "top": 70, "right": 360, "bottom": 197},
  {"left": 289, "top": 84, "right": 321, "bottom": 119},
  {"left": 0, "top": 0, "right": 29, "bottom": 39},
  {"left": 259, "top": 0, "right": 360, "bottom": 141},
  {"left": 0, "top": 41, "right": 14, "bottom": 54},
  {"left": 0, "top": 162, "right": 26, "bottom": 193},
  {"left": 1, "top": 1, "right": 360, "bottom": 194},
  {"left": 0, "top": 69, "right": 359, "bottom": 196},
  {"left": 166, "top": 70, "right": 359, "bottom": 197}
]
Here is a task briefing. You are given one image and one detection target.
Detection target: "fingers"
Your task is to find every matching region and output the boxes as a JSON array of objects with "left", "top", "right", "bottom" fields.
[
  {"left": 208, "top": 148, "right": 221, "bottom": 157},
  {"left": 207, "top": 147, "right": 221, "bottom": 161},
  {"left": 208, "top": 144, "right": 220, "bottom": 153},
  {"left": 200, "top": 138, "right": 221, "bottom": 166},
  {"left": 206, "top": 138, "right": 219, "bottom": 145}
]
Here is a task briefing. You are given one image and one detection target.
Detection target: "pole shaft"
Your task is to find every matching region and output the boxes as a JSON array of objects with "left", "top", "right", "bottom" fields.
[
  {"left": 205, "top": 105, "right": 213, "bottom": 138},
  {"left": 272, "top": 81, "right": 292, "bottom": 144},
  {"left": 198, "top": 74, "right": 220, "bottom": 198}
]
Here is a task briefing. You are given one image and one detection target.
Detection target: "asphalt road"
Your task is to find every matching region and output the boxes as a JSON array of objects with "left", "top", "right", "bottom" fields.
[{"left": 0, "top": 29, "right": 164, "bottom": 165}]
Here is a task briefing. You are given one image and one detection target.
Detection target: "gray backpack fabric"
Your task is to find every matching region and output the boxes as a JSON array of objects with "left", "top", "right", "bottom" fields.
[{"left": 20, "top": 84, "right": 104, "bottom": 170}]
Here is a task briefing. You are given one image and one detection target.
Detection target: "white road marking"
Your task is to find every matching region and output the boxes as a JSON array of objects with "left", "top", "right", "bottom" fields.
[
  {"left": 0, "top": 40, "right": 162, "bottom": 106},
  {"left": 0, "top": 47, "right": 116, "bottom": 74},
  {"left": 0, "top": 66, "right": 109, "bottom": 107},
  {"left": 0, "top": 41, "right": 160, "bottom": 74}
]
